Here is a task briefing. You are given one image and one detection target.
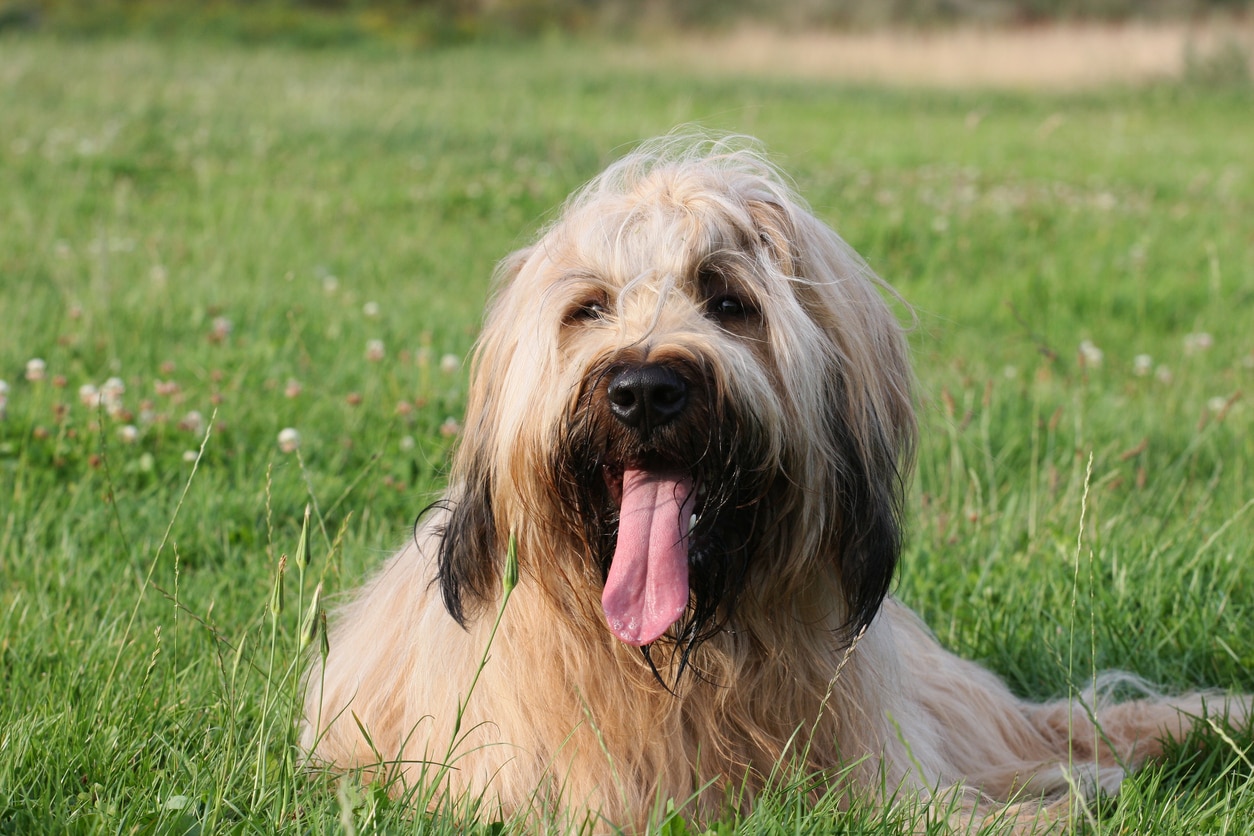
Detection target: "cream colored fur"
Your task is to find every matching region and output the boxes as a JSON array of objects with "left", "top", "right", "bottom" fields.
[{"left": 303, "top": 136, "right": 1247, "bottom": 833}]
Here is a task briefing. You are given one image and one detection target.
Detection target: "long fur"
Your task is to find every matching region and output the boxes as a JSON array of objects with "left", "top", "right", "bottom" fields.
[{"left": 303, "top": 135, "right": 1247, "bottom": 832}]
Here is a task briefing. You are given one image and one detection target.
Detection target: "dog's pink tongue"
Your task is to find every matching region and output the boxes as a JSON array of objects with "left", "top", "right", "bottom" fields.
[{"left": 602, "top": 469, "right": 694, "bottom": 646}]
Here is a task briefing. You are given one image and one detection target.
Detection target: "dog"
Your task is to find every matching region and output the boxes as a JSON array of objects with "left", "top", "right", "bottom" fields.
[{"left": 302, "top": 135, "right": 1247, "bottom": 832}]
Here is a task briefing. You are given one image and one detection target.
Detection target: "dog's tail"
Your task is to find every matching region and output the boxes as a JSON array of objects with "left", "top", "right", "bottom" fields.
[{"left": 881, "top": 600, "right": 1249, "bottom": 810}]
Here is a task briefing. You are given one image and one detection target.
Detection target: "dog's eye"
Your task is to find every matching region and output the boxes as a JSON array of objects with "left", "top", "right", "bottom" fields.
[
  {"left": 706, "top": 295, "right": 755, "bottom": 320},
  {"left": 569, "top": 300, "right": 609, "bottom": 322}
]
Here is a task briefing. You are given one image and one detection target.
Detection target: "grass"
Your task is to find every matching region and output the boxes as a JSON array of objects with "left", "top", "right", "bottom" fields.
[{"left": 0, "top": 32, "right": 1252, "bottom": 834}]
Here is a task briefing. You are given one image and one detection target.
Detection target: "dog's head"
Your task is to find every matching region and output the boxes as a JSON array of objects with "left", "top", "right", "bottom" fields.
[{"left": 437, "top": 136, "right": 914, "bottom": 670}]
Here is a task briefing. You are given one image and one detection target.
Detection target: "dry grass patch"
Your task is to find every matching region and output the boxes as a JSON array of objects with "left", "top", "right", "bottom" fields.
[{"left": 612, "top": 22, "right": 1254, "bottom": 89}]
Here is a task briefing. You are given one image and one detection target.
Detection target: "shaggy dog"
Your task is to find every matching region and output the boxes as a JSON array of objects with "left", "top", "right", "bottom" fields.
[{"left": 303, "top": 137, "right": 1245, "bottom": 831}]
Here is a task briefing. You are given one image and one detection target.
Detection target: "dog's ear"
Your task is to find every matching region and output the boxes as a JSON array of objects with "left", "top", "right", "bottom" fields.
[
  {"left": 434, "top": 248, "right": 537, "bottom": 626},
  {"left": 774, "top": 203, "right": 914, "bottom": 638},
  {"left": 828, "top": 411, "right": 907, "bottom": 637},
  {"left": 436, "top": 455, "right": 498, "bottom": 627}
]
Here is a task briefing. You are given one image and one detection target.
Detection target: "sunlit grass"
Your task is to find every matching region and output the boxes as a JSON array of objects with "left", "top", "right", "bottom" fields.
[{"left": 0, "top": 34, "right": 1251, "bottom": 833}]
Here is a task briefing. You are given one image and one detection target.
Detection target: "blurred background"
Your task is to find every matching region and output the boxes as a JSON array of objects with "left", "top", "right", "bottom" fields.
[
  {"left": 1, "top": 0, "right": 1252, "bottom": 89},
  {"left": 2, "top": 2, "right": 1252, "bottom": 833}
]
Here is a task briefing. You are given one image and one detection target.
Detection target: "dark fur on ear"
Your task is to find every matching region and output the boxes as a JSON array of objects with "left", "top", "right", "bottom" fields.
[
  {"left": 435, "top": 456, "right": 499, "bottom": 627},
  {"left": 749, "top": 194, "right": 911, "bottom": 639},
  {"left": 827, "top": 410, "right": 907, "bottom": 638},
  {"left": 433, "top": 246, "right": 536, "bottom": 627}
]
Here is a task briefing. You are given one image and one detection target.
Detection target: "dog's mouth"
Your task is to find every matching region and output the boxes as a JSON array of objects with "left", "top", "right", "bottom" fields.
[
  {"left": 553, "top": 359, "right": 763, "bottom": 661},
  {"left": 600, "top": 461, "right": 706, "bottom": 646}
]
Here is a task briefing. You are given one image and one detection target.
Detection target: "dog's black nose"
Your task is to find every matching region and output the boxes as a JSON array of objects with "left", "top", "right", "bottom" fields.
[{"left": 607, "top": 364, "right": 688, "bottom": 431}]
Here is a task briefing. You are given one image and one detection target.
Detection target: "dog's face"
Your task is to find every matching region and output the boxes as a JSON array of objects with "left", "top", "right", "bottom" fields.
[{"left": 437, "top": 141, "right": 914, "bottom": 672}]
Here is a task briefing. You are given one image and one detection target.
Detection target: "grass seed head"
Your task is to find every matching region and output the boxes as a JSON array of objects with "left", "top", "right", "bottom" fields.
[
  {"left": 270, "top": 554, "right": 287, "bottom": 616},
  {"left": 295, "top": 503, "right": 312, "bottom": 570},
  {"left": 301, "top": 582, "right": 323, "bottom": 650},
  {"left": 504, "top": 529, "right": 519, "bottom": 596}
]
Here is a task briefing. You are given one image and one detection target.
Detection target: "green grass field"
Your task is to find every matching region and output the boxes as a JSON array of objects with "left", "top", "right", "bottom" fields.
[{"left": 1, "top": 34, "right": 1252, "bottom": 834}]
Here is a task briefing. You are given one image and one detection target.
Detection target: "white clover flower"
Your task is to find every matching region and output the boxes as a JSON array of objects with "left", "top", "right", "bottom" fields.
[
  {"left": 1156, "top": 365, "right": 1174, "bottom": 384},
  {"left": 1132, "top": 354, "right": 1153, "bottom": 377},
  {"left": 363, "top": 301, "right": 380, "bottom": 318},
  {"left": 102, "top": 377, "right": 126, "bottom": 416},
  {"left": 211, "top": 316, "right": 233, "bottom": 340},
  {"left": 118, "top": 425, "right": 139, "bottom": 444},
  {"left": 180, "top": 410, "right": 204, "bottom": 434},
  {"left": 1207, "top": 396, "right": 1230, "bottom": 414},
  {"left": 439, "top": 353, "right": 460, "bottom": 374},
  {"left": 1078, "top": 340, "right": 1103, "bottom": 368},
  {"left": 322, "top": 275, "right": 339, "bottom": 294},
  {"left": 182, "top": 450, "right": 199, "bottom": 463},
  {"left": 78, "top": 383, "right": 100, "bottom": 407},
  {"left": 0, "top": 380, "right": 8, "bottom": 396},
  {"left": 366, "top": 339, "right": 386, "bottom": 362},
  {"left": 25, "top": 358, "right": 46, "bottom": 381},
  {"left": 1184, "top": 332, "right": 1213, "bottom": 355},
  {"left": 399, "top": 434, "right": 416, "bottom": 451},
  {"left": 439, "top": 417, "right": 462, "bottom": 437},
  {"left": 284, "top": 378, "right": 303, "bottom": 399},
  {"left": 278, "top": 427, "right": 301, "bottom": 453}
]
